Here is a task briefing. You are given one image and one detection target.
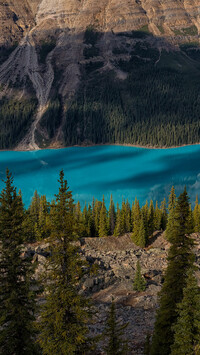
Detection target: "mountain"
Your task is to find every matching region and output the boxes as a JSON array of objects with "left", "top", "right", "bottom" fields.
[{"left": 0, "top": 0, "right": 200, "bottom": 150}]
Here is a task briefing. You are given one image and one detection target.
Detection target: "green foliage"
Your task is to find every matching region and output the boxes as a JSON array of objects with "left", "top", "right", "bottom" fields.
[
  {"left": 171, "top": 269, "right": 200, "bottom": 355},
  {"left": 104, "top": 300, "right": 129, "bottom": 354},
  {"left": 0, "top": 170, "right": 38, "bottom": 355},
  {"left": 39, "top": 97, "right": 62, "bottom": 141},
  {"left": 150, "top": 189, "right": 195, "bottom": 355},
  {"left": 193, "top": 195, "right": 200, "bottom": 232},
  {"left": 99, "top": 197, "right": 108, "bottom": 237},
  {"left": 133, "top": 260, "right": 146, "bottom": 292},
  {"left": 157, "top": 25, "right": 165, "bottom": 34},
  {"left": 0, "top": 98, "right": 37, "bottom": 149},
  {"left": 38, "top": 170, "right": 92, "bottom": 354},
  {"left": 108, "top": 195, "right": 116, "bottom": 235},
  {"left": 165, "top": 186, "right": 177, "bottom": 241},
  {"left": 64, "top": 42, "right": 200, "bottom": 147},
  {"left": 177, "top": 26, "right": 198, "bottom": 36}
]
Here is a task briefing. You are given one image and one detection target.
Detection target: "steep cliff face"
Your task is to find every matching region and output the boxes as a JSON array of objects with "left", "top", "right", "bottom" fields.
[
  {"left": 0, "top": 0, "right": 200, "bottom": 149},
  {"left": 2, "top": 0, "right": 200, "bottom": 42}
]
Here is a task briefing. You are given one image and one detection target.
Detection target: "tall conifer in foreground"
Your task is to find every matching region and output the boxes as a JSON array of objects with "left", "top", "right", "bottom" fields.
[
  {"left": 38, "top": 170, "right": 92, "bottom": 354},
  {"left": 104, "top": 300, "right": 129, "bottom": 355},
  {"left": 171, "top": 269, "right": 200, "bottom": 355},
  {"left": 165, "top": 186, "right": 176, "bottom": 241},
  {"left": 0, "top": 170, "right": 38, "bottom": 355},
  {"left": 150, "top": 188, "right": 195, "bottom": 355}
]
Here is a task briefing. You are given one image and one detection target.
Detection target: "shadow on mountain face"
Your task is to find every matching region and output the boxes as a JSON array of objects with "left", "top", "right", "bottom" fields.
[{"left": 0, "top": 27, "right": 200, "bottom": 150}]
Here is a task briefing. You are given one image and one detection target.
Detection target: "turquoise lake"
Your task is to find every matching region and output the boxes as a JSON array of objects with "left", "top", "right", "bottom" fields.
[{"left": 0, "top": 145, "right": 200, "bottom": 207}]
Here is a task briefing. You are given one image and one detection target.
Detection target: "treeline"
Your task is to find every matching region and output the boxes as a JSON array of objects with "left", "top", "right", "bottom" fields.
[
  {"left": 25, "top": 186, "right": 200, "bottom": 248},
  {"left": 0, "top": 97, "right": 37, "bottom": 148},
  {"left": 0, "top": 170, "right": 200, "bottom": 354},
  {"left": 64, "top": 43, "right": 200, "bottom": 147}
]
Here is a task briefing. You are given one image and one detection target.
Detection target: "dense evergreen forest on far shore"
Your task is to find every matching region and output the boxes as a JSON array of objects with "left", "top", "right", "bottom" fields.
[
  {"left": 0, "top": 170, "right": 200, "bottom": 354},
  {"left": 0, "top": 97, "right": 37, "bottom": 149},
  {"left": 63, "top": 35, "right": 200, "bottom": 147},
  {"left": 1, "top": 33, "right": 200, "bottom": 149}
]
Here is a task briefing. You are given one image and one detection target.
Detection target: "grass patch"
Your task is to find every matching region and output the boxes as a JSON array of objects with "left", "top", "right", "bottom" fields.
[
  {"left": 174, "top": 25, "right": 198, "bottom": 36},
  {"left": 182, "top": 26, "right": 198, "bottom": 36},
  {"left": 157, "top": 25, "right": 165, "bottom": 34}
]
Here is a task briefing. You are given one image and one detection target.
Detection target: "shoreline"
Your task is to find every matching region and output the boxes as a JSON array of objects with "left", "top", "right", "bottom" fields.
[{"left": 1, "top": 141, "right": 200, "bottom": 153}]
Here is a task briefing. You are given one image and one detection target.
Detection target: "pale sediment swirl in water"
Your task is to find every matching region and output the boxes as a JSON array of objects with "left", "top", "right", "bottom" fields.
[{"left": 0, "top": 145, "right": 200, "bottom": 207}]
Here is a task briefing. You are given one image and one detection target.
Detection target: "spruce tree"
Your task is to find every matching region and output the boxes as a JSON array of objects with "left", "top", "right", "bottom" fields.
[
  {"left": 114, "top": 203, "right": 122, "bottom": 237},
  {"left": 160, "top": 198, "right": 168, "bottom": 230},
  {"left": 0, "top": 170, "right": 38, "bottom": 355},
  {"left": 108, "top": 195, "right": 116, "bottom": 235},
  {"left": 104, "top": 300, "right": 129, "bottom": 355},
  {"left": 38, "top": 170, "right": 92, "bottom": 354},
  {"left": 154, "top": 202, "right": 161, "bottom": 230},
  {"left": 131, "top": 199, "right": 141, "bottom": 244},
  {"left": 133, "top": 260, "right": 146, "bottom": 292},
  {"left": 165, "top": 186, "right": 176, "bottom": 241},
  {"left": 125, "top": 199, "right": 131, "bottom": 232},
  {"left": 148, "top": 200, "right": 155, "bottom": 237},
  {"left": 193, "top": 196, "right": 200, "bottom": 233},
  {"left": 171, "top": 269, "right": 200, "bottom": 355},
  {"left": 99, "top": 197, "right": 108, "bottom": 237},
  {"left": 150, "top": 188, "right": 195, "bottom": 355},
  {"left": 137, "top": 217, "right": 146, "bottom": 248}
]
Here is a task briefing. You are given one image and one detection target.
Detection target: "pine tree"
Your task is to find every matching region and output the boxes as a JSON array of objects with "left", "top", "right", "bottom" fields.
[
  {"left": 108, "top": 195, "right": 116, "bottom": 235},
  {"left": 0, "top": 170, "right": 38, "bottom": 355},
  {"left": 171, "top": 269, "right": 200, "bottom": 355},
  {"left": 131, "top": 199, "right": 141, "bottom": 244},
  {"left": 36, "top": 195, "right": 50, "bottom": 240},
  {"left": 150, "top": 188, "right": 195, "bottom": 355},
  {"left": 137, "top": 216, "right": 146, "bottom": 248},
  {"left": 193, "top": 196, "right": 200, "bottom": 232},
  {"left": 148, "top": 200, "right": 155, "bottom": 237},
  {"left": 154, "top": 201, "right": 161, "bottom": 230},
  {"left": 125, "top": 199, "right": 131, "bottom": 232},
  {"left": 165, "top": 186, "right": 176, "bottom": 241},
  {"left": 38, "top": 170, "right": 92, "bottom": 354},
  {"left": 114, "top": 203, "right": 122, "bottom": 237},
  {"left": 99, "top": 197, "right": 108, "bottom": 237},
  {"left": 104, "top": 300, "right": 129, "bottom": 355},
  {"left": 94, "top": 199, "right": 102, "bottom": 236},
  {"left": 160, "top": 198, "right": 167, "bottom": 230},
  {"left": 133, "top": 260, "right": 146, "bottom": 292}
]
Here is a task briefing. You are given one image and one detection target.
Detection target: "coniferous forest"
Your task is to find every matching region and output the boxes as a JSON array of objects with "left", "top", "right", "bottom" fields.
[
  {"left": 63, "top": 39, "right": 200, "bottom": 148},
  {"left": 0, "top": 170, "right": 200, "bottom": 354}
]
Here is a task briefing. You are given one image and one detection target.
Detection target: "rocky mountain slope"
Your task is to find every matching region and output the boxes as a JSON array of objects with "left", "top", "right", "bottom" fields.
[
  {"left": 0, "top": 0, "right": 200, "bottom": 149},
  {"left": 25, "top": 232, "right": 200, "bottom": 354}
]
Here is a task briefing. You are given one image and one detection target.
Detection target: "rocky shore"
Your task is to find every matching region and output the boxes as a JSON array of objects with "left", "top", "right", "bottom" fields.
[{"left": 24, "top": 233, "right": 200, "bottom": 354}]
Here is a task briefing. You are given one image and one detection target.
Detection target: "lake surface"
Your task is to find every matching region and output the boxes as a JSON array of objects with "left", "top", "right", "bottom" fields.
[{"left": 0, "top": 145, "right": 200, "bottom": 208}]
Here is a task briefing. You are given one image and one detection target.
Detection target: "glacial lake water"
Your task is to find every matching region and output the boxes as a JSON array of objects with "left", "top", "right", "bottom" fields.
[{"left": 0, "top": 145, "right": 200, "bottom": 208}]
